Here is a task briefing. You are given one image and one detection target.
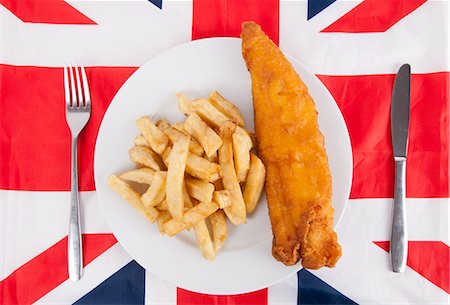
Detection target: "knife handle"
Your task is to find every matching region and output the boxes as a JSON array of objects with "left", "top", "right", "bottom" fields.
[{"left": 391, "top": 157, "right": 408, "bottom": 273}]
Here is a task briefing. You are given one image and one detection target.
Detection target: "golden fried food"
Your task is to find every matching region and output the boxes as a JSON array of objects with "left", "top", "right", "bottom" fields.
[
  {"left": 241, "top": 21, "right": 341, "bottom": 269},
  {"left": 110, "top": 90, "right": 266, "bottom": 260}
]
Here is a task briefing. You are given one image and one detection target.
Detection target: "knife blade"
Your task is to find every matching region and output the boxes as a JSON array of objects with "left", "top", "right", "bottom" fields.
[
  {"left": 391, "top": 64, "right": 411, "bottom": 158},
  {"left": 390, "top": 63, "right": 410, "bottom": 273}
]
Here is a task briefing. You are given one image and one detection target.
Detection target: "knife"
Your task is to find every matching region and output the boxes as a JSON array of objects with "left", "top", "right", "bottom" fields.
[{"left": 390, "top": 63, "right": 411, "bottom": 273}]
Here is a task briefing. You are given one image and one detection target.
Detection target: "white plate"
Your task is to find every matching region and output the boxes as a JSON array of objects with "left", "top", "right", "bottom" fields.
[{"left": 94, "top": 38, "right": 352, "bottom": 295}]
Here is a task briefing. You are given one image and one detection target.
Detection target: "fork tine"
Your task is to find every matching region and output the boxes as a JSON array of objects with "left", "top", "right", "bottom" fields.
[
  {"left": 80, "top": 64, "right": 91, "bottom": 108},
  {"left": 68, "top": 63, "right": 78, "bottom": 108},
  {"left": 74, "top": 63, "right": 84, "bottom": 108},
  {"left": 64, "top": 65, "right": 71, "bottom": 107}
]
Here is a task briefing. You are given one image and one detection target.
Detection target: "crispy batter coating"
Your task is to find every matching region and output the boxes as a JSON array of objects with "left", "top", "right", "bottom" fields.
[{"left": 241, "top": 21, "right": 341, "bottom": 269}]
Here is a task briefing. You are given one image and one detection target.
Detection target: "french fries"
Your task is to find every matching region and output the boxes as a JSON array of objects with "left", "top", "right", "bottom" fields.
[
  {"left": 156, "top": 119, "right": 171, "bottom": 131},
  {"left": 171, "top": 123, "right": 186, "bottom": 133},
  {"left": 208, "top": 91, "right": 245, "bottom": 127},
  {"left": 193, "top": 220, "right": 215, "bottom": 260},
  {"left": 213, "top": 190, "right": 231, "bottom": 209},
  {"left": 108, "top": 175, "right": 159, "bottom": 223},
  {"left": 218, "top": 121, "right": 247, "bottom": 225},
  {"left": 185, "top": 178, "right": 214, "bottom": 204},
  {"left": 184, "top": 113, "right": 222, "bottom": 158},
  {"left": 208, "top": 151, "right": 218, "bottom": 163},
  {"left": 185, "top": 153, "right": 221, "bottom": 182},
  {"left": 232, "top": 126, "right": 253, "bottom": 182},
  {"left": 176, "top": 93, "right": 194, "bottom": 115},
  {"left": 210, "top": 210, "right": 228, "bottom": 252},
  {"left": 141, "top": 171, "right": 167, "bottom": 207},
  {"left": 157, "top": 210, "right": 172, "bottom": 235},
  {"left": 109, "top": 91, "right": 266, "bottom": 260},
  {"left": 129, "top": 146, "right": 164, "bottom": 171},
  {"left": 119, "top": 168, "right": 155, "bottom": 185},
  {"left": 136, "top": 116, "right": 169, "bottom": 154},
  {"left": 164, "top": 126, "right": 204, "bottom": 156},
  {"left": 243, "top": 154, "right": 266, "bottom": 213},
  {"left": 166, "top": 135, "right": 190, "bottom": 220},
  {"left": 134, "top": 135, "right": 150, "bottom": 147},
  {"left": 156, "top": 200, "right": 168, "bottom": 211},
  {"left": 191, "top": 98, "right": 229, "bottom": 128},
  {"left": 162, "top": 201, "right": 219, "bottom": 236}
]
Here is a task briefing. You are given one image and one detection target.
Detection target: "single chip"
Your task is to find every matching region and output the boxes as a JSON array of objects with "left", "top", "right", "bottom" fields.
[
  {"left": 207, "top": 151, "right": 218, "bottom": 163},
  {"left": 164, "top": 126, "right": 204, "bottom": 156},
  {"left": 141, "top": 171, "right": 167, "bottom": 207},
  {"left": 190, "top": 98, "right": 229, "bottom": 128},
  {"left": 107, "top": 175, "right": 159, "bottom": 223},
  {"left": 213, "top": 190, "right": 231, "bottom": 209},
  {"left": 243, "top": 153, "right": 266, "bottom": 213},
  {"left": 119, "top": 168, "right": 155, "bottom": 185},
  {"left": 156, "top": 119, "right": 171, "bottom": 131},
  {"left": 183, "top": 183, "right": 214, "bottom": 257},
  {"left": 184, "top": 113, "right": 222, "bottom": 158},
  {"left": 136, "top": 116, "right": 169, "bottom": 154},
  {"left": 182, "top": 182, "right": 194, "bottom": 231},
  {"left": 185, "top": 178, "right": 215, "bottom": 204},
  {"left": 218, "top": 121, "right": 246, "bottom": 225},
  {"left": 171, "top": 123, "right": 186, "bottom": 133},
  {"left": 193, "top": 219, "right": 215, "bottom": 260},
  {"left": 166, "top": 135, "right": 190, "bottom": 220},
  {"left": 156, "top": 200, "right": 168, "bottom": 211},
  {"left": 210, "top": 210, "right": 228, "bottom": 252},
  {"left": 162, "top": 147, "right": 171, "bottom": 167},
  {"left": 208, "top": 91, "right": 245, "bottom": 127},
  {"left": 176, "top": 93, "right": 193, "bottom": 115},
  {"left": 186, "top": 153, "right": 221, "bottom": 182},
  {"left": 157, "top": 210, "right": 172, "bottom": 235},
  {"left": 162, "top": 201, "right": 219, "bottom": 236},
  {"left": 232, "top": 126, "right": 253, "bottom": 182},
  {"left": 129, "top": 146, "right": 164, "bottom": 171},
  {"left": 134, "top": 135, "right": 150, "bottom": 147}
]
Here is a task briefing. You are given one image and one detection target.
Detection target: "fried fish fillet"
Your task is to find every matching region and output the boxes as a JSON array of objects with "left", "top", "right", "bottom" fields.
[{"left": 241, "top": 21, "right": 341, "bottom": 269}]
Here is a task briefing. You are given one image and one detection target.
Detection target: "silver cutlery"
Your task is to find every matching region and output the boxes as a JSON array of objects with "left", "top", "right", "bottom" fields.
[
  {"left": 64, "top": 63, "right": 92, "bottom": 281},
  {"left": 390, "top": 63, "right": 411, "bottom": 273}
]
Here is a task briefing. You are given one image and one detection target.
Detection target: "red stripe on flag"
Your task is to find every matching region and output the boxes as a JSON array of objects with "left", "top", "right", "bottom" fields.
[
  {"left": 1, "top": 65, "right": 448, "bottom": 198},
  {"left": 192, "top": 0, "right": 279, "bottom": 45},
  {"left": 177, "top": 288, "right": 268, "bottom": 305},
  {"left": 322, "top": 0, "right": 427, "bottom": 33},
  {"left": 374, "top": 241, "right": 449, "bottom": 294},
  {"left": 0, "top": 0, "right": 97, "bottom": 24},
  {"left": 318, "top": 73, "right": 449, "bottom": 198},
  {"left": 0, "top": 64, "right": 137, "bottom": 191},
  {"left": 0, "top": 234, "right": 118, "bottom": 305}
]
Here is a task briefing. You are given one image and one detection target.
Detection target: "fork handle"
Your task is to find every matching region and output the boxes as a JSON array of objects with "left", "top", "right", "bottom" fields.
[{"left": 68, "top": 136, "right": 83, "bottom": 281}]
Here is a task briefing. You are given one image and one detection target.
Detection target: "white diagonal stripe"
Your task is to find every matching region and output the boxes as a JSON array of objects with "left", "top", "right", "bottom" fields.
[
  {"left": 34, "top": 244, "right": 132, "bottom": 305},
  {"left": 309, "top": 198, "right": 449, "bottom": 304},
  {"left": 280, "top": 0, "right": 449, "bottom": 74},
  {"left": 0, "top": 190, "right": 110, "bottom": 280},
  {"left": 1, "top": 1, "right": 192, "bottom": 67}
]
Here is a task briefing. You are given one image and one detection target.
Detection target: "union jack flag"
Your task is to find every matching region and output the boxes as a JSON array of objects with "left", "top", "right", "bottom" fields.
[{"left": 0, "top": 0, "right": 448, "bottom": 304}]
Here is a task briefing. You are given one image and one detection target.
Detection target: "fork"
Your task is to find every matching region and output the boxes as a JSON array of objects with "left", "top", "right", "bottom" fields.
[{"left": 64, "top": 63, "right": 91, "bottom": 281}]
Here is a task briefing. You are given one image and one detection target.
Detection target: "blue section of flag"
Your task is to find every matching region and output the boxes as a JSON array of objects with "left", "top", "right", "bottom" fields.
[
  {"left": 307, "top": 0, "right": 336, "bottom": 20},
  {"left": 73, "top": 260, "right": 145, "bottom": 305},
  {"left": 297, "top": 269, "right": 358, "bottom": 305},
  {"left": 148, "top": 0, "right": 162, "bottom": 9}
]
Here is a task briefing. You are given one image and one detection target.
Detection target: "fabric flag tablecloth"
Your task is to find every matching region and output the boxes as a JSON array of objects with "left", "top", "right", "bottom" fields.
[{"left": 1, "top": 0, "right": 449, "bottom": 304}]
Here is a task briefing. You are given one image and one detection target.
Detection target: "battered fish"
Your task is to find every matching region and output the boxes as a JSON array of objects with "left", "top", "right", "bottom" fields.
[{"left": 241, "top": 21, "right": 341, "bottom": 269}]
